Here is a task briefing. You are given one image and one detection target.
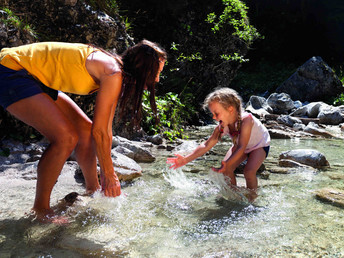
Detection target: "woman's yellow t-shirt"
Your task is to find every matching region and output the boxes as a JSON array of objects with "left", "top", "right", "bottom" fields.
[{"left": 0, "top": 42, "right": 99, "bottom": 95}]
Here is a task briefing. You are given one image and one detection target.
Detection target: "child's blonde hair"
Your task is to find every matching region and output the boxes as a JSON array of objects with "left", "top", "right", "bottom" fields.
[
  {"left": 203, "top": 87, "right": 243, "bottom": 140},
  {"left": 203, "top": 87, "right": 242, "bottom": 113}
]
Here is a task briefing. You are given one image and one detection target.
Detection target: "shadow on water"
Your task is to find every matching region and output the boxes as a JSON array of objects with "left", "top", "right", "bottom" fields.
[
  {"left": 201, "top": 197, "right": 259, "bottom": 220},
  {"left": 0, "top": 215, "right": 130, "bottom": 257},
  {"left": 0, "top": 217, "right": 91, "bottom": 257},
  {"left": 175, "top": 193, "right": 266, "bottom": 245}
]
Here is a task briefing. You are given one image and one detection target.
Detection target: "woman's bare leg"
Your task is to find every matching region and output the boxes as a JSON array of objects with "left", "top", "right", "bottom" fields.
[
  {"left": 55, "top": 93, "right": 100, "bottom": 193},
  {"left": 7, "top": 93, "right": 79, "bottom": 220}
]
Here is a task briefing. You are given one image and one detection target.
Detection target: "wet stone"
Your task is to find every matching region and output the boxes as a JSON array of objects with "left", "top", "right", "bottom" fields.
[{"left": 315, "top": 188, "right": 344, "bottom": 208}]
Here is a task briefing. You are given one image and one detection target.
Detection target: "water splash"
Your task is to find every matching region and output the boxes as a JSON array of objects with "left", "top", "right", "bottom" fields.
[
  {"left": 207, "top": 170, "right": 249, "bottom": 204},
  {"left": 163, "top": 168, "right": 200, "bottom": 191},
  {"left": 163, "top": 167, "right": 250, "bottom": 204}
]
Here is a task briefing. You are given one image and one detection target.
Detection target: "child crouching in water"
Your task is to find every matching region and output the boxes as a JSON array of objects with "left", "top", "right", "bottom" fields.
[{"left": 167, "top": 87, "right": 270, "bottom": 201}]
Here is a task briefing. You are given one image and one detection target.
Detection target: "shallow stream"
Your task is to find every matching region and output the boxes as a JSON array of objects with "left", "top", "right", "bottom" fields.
[{"left": 0, "top": 126, "right": 344, "bottom": 257}]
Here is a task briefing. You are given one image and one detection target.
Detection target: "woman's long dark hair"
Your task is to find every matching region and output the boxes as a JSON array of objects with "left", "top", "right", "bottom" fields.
[{"left": 119, "top": 40, "right": 167, "bottom": 123}]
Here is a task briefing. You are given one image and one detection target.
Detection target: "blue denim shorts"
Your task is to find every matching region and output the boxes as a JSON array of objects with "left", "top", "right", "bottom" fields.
[
  {"left": 0, "top": 64, "right": 58, "bottom": 109},
  {"left": 263, "top": 145, "right": 270, "bottom": 157},
  {"left": 247, "top": 145, "right": 270, "bottom": 158}
]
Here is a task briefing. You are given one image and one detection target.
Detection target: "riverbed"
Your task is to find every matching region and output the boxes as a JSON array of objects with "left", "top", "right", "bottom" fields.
[{"left": 0, "top": 126, "right": 343, "bottom": 257}]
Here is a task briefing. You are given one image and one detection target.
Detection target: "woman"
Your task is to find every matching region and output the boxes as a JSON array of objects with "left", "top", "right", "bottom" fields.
[{"left": 0, "top": 40, "right": 167, "bottom": 222}]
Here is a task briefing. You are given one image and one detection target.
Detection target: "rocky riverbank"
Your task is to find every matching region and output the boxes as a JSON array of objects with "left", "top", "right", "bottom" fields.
[{"left": 1, "top": 112, "right": 344, "bottom": 209}]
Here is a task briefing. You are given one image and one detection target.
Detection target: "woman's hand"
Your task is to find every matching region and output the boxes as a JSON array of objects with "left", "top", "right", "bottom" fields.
[
  {"left": 100, "top": 173, "right": 121, "bottom": 197},
  {"left": 166, "top": 154, "right": 186, "bottom": 169}
]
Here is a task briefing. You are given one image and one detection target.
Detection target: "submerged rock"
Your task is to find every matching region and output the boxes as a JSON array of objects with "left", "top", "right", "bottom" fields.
[
  {"left": 315, "top": 188, "right": 344, "bottom": 208},
  {"left": 278, "top": 159, "right": 315, "bottom": 170}
]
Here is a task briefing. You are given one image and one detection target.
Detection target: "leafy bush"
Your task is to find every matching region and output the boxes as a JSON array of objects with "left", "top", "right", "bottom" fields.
[
  {"left": 0, "top": 8, "right": 36, "bottom": 37},
  {"left": 333, "top": 93, "right": 344, "bottom": 106},
  {"left": 332, "top": 65, "right": 344, "bottom": 106},
  {"left": 142, "top": 91, "right": 196, "bottom": 141}
]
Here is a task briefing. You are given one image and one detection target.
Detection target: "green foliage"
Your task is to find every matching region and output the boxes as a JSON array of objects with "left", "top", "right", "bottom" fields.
[
  {"left": 0, "top": 8, "right": 37, "bottom": 37},
  {"left": 164, "top": 0, "right": 261, "bottom": 106},
  {"left": 177, "top": 52, "right": 202, "bottom": 62},
  {"left": 332, "top": 65, "right": 344, "bottom": 106},
  {"left": 142, "top": 91, "right": 195, "bottom": 141},
  {"left": 85, "top": 0, "right": 119, "bottom": 14},
  {"left": 206, "top": 0, "right": 260, "bottom": 43},
  {"left": 220, "top": 53, "right": 248, "bottom": 63},
  {"left": 333, "top": 93, "right": 344, "bottom": 106},
  {"left": 122, "top": 16, "right": 132, "bottom": 32},
  {"left": 205, "top": 0, "right": 260, "bottom": 64}
]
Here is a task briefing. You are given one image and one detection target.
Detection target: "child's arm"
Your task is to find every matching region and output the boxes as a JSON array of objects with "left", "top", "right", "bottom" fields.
[
  {"left": 212, "top": 115, "right": 254, "bottom": 172},
  {"left": 167, "top": 125, "right": 221, "bottom": 169}
]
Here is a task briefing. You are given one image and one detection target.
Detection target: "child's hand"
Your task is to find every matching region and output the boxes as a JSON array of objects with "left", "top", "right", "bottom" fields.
[
  {"left": 211, "top": 161, "right": 226, "bottom": 173},
  {"left": 166, "top": 154, "right": 186, "bottom": 169}
]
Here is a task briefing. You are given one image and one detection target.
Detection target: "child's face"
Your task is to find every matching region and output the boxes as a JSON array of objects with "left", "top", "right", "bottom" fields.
[{"left": 208, "top": 101, "right": 235, "bottom": 126}]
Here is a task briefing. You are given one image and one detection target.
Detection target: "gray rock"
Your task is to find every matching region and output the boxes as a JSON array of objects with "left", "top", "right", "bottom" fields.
[
  {"left": 279, "top": 149, "right": 329, "bottom": 168},
  {"left": 293, "top": 123, "right": 306, "bottom": 131},
  {"left": 245, "top": 95, "right": 273, "bottom": 113},
  {"left": 112, "top": 136, "right": 155, "bottom": 163},
  {"left": 276, "top": 56, "right": 343, "bottom": 102},
  {"left": 276, "top": 115, "right": 302, "bottom": 127},
  {"left": 291, "top": 102, "right": 325, "bottom": 118},
  {"left": 111, "top": 151, "right": 142, "bottom": 181},
  {"left": 304, "top": 122, "right": 334, "bottom": 138},
  {"left": 268, "top": 129, "right": 292, "bottom": 139},
  {"left": 317, "top": 106, "right": 344, "bottom": 125},
  {"left": 267, "top": 93, "right": 295, "bottom": 114},
  {"left": 293, "top": 100, "right": 303, "bottom": 109},
  {"left": 146, "top": 135, "right": 163, "bottom": 145}
]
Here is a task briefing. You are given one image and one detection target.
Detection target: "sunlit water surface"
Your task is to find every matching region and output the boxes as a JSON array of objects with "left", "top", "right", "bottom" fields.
[{"left": 1, "top": 126, "right": 344, "bottom": 257}]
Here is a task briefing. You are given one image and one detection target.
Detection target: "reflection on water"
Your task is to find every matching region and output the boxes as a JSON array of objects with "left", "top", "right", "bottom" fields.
[{"left": 1, "top": 127, "right": 344, "bottom": 257}]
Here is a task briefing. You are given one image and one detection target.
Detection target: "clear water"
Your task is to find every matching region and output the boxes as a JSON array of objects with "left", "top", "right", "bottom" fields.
[{"left": 1, "top": 126, "right": 344, "bottom": 257}]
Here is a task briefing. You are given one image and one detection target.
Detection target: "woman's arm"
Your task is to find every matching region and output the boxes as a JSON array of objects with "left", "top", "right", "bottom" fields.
[
  {"left": 92, "top": 72, "right": 122, "bottom": 197},
  {"left": 167, "top": 125, "right": 221, "bottom": 169}
]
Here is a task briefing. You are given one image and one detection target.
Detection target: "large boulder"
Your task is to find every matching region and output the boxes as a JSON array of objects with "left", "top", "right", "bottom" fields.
[{"left": 276, "top": 56, "right": 343, "bottom": 102}]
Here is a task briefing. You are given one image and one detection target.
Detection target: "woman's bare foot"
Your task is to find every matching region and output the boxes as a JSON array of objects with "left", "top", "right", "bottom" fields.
[{"left": 27, "top": 208, "right": 70, "bottom": 224}]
